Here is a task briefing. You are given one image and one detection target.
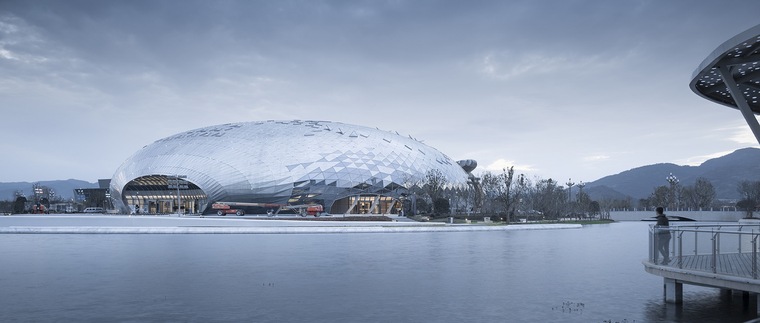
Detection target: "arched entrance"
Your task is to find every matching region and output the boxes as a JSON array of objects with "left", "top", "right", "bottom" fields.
[{"left": 121, "top": 175, "right": 207, "bottom": 214}]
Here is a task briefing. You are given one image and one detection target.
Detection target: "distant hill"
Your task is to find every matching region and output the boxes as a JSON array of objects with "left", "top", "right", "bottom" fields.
[
  {"left": 585, "top": 147, "right": 760, "bottom": 201},
  {"left": 0, "top": 179, "right": 98, "bottom": 201}
]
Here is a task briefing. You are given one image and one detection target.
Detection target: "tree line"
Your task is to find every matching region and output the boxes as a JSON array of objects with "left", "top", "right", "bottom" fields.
[
  {"left": 408, "top": 167, "right": 602, "bottom": 222},
  {"left": 410, "top": 169, "right": 758, "bottom": 221}
]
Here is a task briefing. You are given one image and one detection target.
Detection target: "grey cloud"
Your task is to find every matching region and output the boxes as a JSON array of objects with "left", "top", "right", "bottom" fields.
[{"left": 3, "top": 0, "right": 760, "bottom": 183}]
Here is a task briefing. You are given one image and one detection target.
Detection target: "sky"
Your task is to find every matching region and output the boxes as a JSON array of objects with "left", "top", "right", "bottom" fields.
[{"left": 2, "top": 0, "right": 760, "bottom": 184}]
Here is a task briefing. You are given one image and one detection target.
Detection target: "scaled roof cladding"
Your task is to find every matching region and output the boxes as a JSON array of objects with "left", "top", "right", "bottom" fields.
[
  {"left": 110, "top": 120, "right": 472, "bottom": 207},
  {"left": 690, "top": 24, "right": 760, "bottom": 112}
]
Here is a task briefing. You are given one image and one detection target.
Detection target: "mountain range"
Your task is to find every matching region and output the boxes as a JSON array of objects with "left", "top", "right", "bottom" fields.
[
  {"left": 2, "top": 147, "right": 760, "bottom": 202},
  {"left": 584, "top": 147, "right": 760, "bottom": 201}
]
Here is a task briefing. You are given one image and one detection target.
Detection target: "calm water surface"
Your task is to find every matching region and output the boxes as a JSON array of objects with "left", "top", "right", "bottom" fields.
[{"left": 0, "top": 221, "right": 756, "bottom": 322}]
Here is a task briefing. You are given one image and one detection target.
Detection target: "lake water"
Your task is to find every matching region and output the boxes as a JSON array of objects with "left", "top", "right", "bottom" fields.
[{"left": 0, "top": 221, "right": 757, "bottom": 322}]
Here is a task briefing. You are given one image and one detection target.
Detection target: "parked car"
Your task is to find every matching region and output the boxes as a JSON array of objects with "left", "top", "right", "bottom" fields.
[{"left": 216, "top": 209, "right": 244, "bottom": 216}]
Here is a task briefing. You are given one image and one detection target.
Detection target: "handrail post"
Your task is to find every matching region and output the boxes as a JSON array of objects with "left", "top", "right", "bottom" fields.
[
  {"left": 739, "top": 225, "right": 744, "bottom": 253},
  {"left": 751, "top": 230, "right": 758, "bottom": 279},
  {"left": 712, "top": 231, "right": 718, "bottom": 274},
  {"left": 677, "top": 230, "right": 684, "bottom": 269},
  {"left": 668, "top": 228, "right": 673, "bottom": 263},
  {"left": 648, "top": 225, "right": 655, "bottom": 263}
]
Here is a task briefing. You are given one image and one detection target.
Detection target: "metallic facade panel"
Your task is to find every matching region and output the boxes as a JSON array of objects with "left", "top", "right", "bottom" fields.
[{"left": 110, "top": 120, "right": 472, "bottom": 214}]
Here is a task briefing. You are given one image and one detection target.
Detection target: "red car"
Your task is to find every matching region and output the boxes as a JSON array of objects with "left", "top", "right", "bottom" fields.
[{"left": 211, "top": 202, "right": 245, "bottom": 216}]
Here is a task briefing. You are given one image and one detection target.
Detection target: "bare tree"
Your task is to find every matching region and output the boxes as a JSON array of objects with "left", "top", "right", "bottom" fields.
[
  {"left": 598, "top": 198, "right": 615, "bottom": 219},
  {"left": 638, "top": 198, "right": 652, "bottom": 211},
  {"left": 446, "top": 186, "right": 472, "bottom": 214},
  {"left": 576, "top": 188, "right": 591, "bottom": 215},
  {"left": 532, "top": 178, "right": 565, "bottom": 220},
  {"left": 681, "top": 186, "right": 698, "bottom": 210},
  {"left": 422, "top": 169, "right": 448, "bottom": 215},
  {"left": 649, "top": 186, "right": 669, "bottom": 209},
  {"left": 400, "top": 173, "right": 425, "bottom": 215},
  {"left": 737, "top": 180, "right": 760, "bottom": 218},
  {"left": 676, "top": 178, "right": 717, "bottom": 211},
  {"left": 480, "top": 171, "right": 499, "bottom": 215},
  {"left": 498, "top": 168, "right": 527, "bottom": 223},
  {"left": 737, "top": 180, "right": 760, "bottom": 203},
  {"left": 694, "top": 178, "right": 716, "bottom": 210},
  {"left": 589, "top": 200, "right": 602, "bottom": 218},
  {"left": 478, "top": 167, "right": 528, "bottom": 222}
]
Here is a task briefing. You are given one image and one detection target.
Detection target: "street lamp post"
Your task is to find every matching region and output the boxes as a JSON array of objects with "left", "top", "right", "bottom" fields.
[
  {"left": 565, "top": 179, "right": 575, "bottom": 218},
  {"left": 576, "top": 181, "right": 585, "bottom": 217},
  {"left": 168, "top": 175, "right": 188, "bottom": 216},
  {"left": 176, "top": 175, "right": 181, "bottom": 215},
  {"left": 666, "top": 173, "right": 679, "bottom": 211},
  {"left": 566, "top": 179, "right": 575, "bottom": 203}
]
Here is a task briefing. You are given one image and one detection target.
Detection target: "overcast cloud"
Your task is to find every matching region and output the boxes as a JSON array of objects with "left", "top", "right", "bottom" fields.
[{"left": 2, "top": 0, "right": 760, "bottom": 184}]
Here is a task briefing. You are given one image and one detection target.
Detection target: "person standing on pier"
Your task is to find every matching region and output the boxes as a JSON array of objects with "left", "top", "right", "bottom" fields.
[{"left": 655, "top": 207, "right": 671, "bottom": 265}]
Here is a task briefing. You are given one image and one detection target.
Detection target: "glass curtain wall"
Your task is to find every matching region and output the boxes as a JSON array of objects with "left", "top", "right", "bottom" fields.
[{"left": 331, "top": 195, "right": 400, "bottom": 214}]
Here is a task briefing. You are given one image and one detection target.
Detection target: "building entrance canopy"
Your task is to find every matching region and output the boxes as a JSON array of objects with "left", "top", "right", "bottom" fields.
[{"left": 122, "top": 175, "right": 206, "bottom": 215}]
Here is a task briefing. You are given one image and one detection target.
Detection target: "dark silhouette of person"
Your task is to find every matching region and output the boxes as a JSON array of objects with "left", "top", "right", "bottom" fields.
[{"left": 655, "top": 206, "right": 671, "bottom": 265}]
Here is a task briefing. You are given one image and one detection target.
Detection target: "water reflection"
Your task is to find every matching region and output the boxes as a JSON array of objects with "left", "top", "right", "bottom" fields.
[
  {"left": 642, "top": 288, "right": 757, "bottom": 322},
  {"left": 0, "top": 222, "right": 757, "bottom": 322}
]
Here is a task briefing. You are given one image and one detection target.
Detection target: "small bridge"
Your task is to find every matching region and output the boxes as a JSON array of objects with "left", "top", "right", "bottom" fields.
[{"left": 643, "top": 222, "right": 760, "bottom": 310}]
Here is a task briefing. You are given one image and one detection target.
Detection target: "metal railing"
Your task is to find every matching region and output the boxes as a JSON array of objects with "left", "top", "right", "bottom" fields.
[{"left": 649, "top": 224, "right": 760, "bottom": 279}]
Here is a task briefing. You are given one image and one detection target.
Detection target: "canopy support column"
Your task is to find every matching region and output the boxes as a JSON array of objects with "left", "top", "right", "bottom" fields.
[{"left": 718, "top": 65, "right": 760, "bottom": 145}]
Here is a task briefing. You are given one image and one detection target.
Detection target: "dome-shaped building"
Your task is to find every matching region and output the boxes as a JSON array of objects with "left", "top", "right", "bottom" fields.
[{"left": 110, "top": 120, "right": 476, "bottom": 215}]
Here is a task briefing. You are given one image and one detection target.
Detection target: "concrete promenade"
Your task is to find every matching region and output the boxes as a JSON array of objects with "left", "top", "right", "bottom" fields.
[{"left": 0, "top": 215, "right": 582, "bottom": 234}]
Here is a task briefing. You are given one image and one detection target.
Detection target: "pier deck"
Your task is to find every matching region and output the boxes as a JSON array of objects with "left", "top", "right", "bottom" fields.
[{"left": 644, "top": 223, "right": 760, "bottom": 305}]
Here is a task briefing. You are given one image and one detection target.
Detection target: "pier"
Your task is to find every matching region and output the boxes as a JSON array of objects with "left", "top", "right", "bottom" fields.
[{"left": 643, "top": 222, "right": 760, "bottom": 311}]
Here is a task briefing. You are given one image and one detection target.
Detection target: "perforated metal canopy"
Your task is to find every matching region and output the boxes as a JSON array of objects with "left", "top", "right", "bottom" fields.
[
  {"left": 690, "top": 24, "right": 760, "bottom": 143},
  {"left": 691, "top": 24, "right": 760, "bottom": 110}
]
